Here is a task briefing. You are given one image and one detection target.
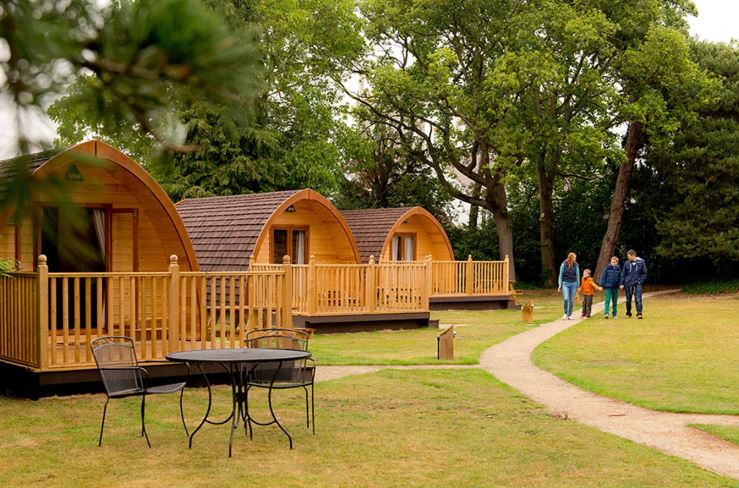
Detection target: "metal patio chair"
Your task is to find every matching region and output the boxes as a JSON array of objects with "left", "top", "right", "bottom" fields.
[
  {"left": 244, "top": 328, "right": 316, "bottom": 434},
  {"left": 91, "top": 336, "right": 188, "bottom": 447}
]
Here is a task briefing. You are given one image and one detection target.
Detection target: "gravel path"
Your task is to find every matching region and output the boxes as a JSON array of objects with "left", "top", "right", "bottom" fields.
[
  {"left": 314, "top": 289, "right": 739, "bottom": 479},
  {"left": 481, "top": 290, "right": 739, "bottom": 479}
]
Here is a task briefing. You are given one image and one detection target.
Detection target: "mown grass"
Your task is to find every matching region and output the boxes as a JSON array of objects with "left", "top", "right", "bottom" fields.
[
  {"left": 690, "top": 424, "right": 739, "bottom": 446},
  {"left": 310, "top": 290, "right": 564, "bottom": 365},
  {"left": 1, "top": 368, "right": 734, "bottom": 487},
  {"left": 532, "top": 293, "right": 739, "bottom": 414}
]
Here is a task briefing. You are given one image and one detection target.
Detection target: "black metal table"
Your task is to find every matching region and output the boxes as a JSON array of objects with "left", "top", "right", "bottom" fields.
[{"left": 166, "top": 348, "right": 311, "bottom": 457}]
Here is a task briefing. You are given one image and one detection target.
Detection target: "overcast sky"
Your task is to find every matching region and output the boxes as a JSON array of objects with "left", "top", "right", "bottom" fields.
[{"left": 0, "top": 0, "right": 737, "bottom": 159}]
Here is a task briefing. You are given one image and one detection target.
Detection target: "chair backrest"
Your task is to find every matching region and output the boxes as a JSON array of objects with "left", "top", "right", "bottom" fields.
[
  {"left": 91, "top": 336, "right": 143, "bottom": 396},
  {"left": 245, "top": 328, "right": 310, "bottom": 351},
  {"left": 244, "top": 329, "right": 311, "bottom": 384}
]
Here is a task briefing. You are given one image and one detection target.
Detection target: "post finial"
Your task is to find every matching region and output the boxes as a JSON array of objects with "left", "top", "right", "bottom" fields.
[
  {"left": 282, "top": 254, "right": 291, "bottom": 264},
  {"left": 369, "top": 255, "right": 375, "bottom": 264},
  {"left": 39, "top": 255, "right": 47, "bottom": 265},
  {"left": 169, "top": 255, "right": 178, "bottom": 264}
]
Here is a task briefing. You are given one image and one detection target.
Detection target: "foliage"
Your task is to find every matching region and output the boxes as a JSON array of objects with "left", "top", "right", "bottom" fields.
[
  {"left": 649, "top": 41, "right": 739, "bottom": 269},
  {"left": 0, "top": 257, "right": 13, "bottom": 277},
  {"left": 335, "top": 121, "right": 454, "bottom": 216},
  {"left": 50, "top": 0, "right": 365, "bottom": 200},
  {"left": 2, "top": 0, "right": 262, "bottom": 217},
  {"left": 682, "top": 280, "right": 739, "bottom": 295}
]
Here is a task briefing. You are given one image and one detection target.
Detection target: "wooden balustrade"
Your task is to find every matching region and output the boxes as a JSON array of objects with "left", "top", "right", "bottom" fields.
[
  {"left": 0, "top": 254, "right": 511, "bottom": 372},
  {"left": 431, "top": 256, "right": 510, "bottom": 297},
  {"left": 290, "top": 256, "right": 429, "bottom": 315},
  {"left": 9, "top": 255, "right": 291, "bottom": 371},
  {"left": 0, "top": 272, "right": 40, "bottom": 368}
]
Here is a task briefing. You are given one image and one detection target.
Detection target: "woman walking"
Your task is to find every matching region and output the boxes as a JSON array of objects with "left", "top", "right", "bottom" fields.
[{"left": 558, "top": 252, "right": 580, "bottom": 320}]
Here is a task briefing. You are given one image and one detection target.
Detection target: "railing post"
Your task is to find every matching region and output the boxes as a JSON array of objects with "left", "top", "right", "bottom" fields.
[
  {"left": 465, "top": 255, "right": 474, "bottom": 296},
  {"left": 367, "top": 256, "right": 376, "bottom": 313},
  {"left": 282, "top": 255, "right": 293, "bottom": 328},
  {"left": 37, "top": 255, "right": 49, "bottom": 371},
  {"left": 422, "top": 255, "right": 432, "bottom": 310},
  {"left": 168, "top": 255, "right": 180, "bottom": 352},
  {"left": 307, "top": 255, "right": 317, "bottom": 315},
  {"left": 504, "top": 255, "right": 510, "bottom": 294}
]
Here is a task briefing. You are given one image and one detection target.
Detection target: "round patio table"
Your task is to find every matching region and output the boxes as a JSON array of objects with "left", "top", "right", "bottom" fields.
[{"left": 166, "top": 348, "right": 311, "bottom": 457}]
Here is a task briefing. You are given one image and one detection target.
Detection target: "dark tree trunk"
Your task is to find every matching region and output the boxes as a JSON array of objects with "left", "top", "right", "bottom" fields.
[
  {"left": 486, "top": 180, "right": 516, "bottom": 282},
  {"left": 595, "top": 121, "right": 643, "bottom": 279},
  {"left": 468, "top": 183, "right": 481, "bottom": 229},
  {"left": 536, "top": 156, "right": 558, "bottom": 287}
]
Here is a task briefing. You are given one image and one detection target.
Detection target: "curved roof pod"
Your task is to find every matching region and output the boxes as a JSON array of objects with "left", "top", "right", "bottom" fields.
[
  {"left": 176, "top": 189, "right": 360, "bottom": 271},
  {"left": 341, "top": 207, "right": 454, "bottom": 262},
  {"left": 0, "top": 140, "right": 198, "bottom": 272}
]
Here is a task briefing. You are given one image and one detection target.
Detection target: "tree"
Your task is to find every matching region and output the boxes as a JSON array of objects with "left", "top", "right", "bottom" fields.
[
  {"left": 352, "top": 0, "right": 531, "bottom": 280},
  {"left": 651, "top": 41, "right": 739, "bottom": 270},
  {"left": 50, "top": 0, "right": 365, "bottom": 200},
  {"left": 1, "top": 0, "right": 261, "bottom": 212}
]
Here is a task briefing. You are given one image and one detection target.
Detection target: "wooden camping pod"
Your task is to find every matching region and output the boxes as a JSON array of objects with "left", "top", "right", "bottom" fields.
[
  {"left": 341, "top": 207, "right": 454, "bottom": 262},
  {"left": 176, "top": 189, "right": 360, "bottom": 270},
  {"left": 0, "top": 140, "right": 198, "bottom": 273}
]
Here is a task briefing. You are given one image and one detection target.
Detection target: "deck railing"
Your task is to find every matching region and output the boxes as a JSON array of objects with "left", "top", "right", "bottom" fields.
[
  {"left": 431, "top": 256, "right": 509, "bottom": 296},
  {"left": 0, "top": 273, "right": 39, "bottom": 368},
  {"left": 2, "top": 255, "right": 291, "bottom": 371},
  {"left": 1, "top": 254, "right": 511, "bottom": 371},
  {"left": 291, "top": 257, "right": 429, "bottom": 315}
]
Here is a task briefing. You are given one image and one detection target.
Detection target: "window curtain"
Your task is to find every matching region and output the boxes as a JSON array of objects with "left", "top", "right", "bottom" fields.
[
  {"left": 92, "top": 209, "right": 106, "bottom": 262},
  {"left": 404, "top": 236, "right": 415, "bottom": 261},
  {"left": 391, "top": 236, "right": 400, "bottom": 260},
  {"left": 92, "top": 208, "right": 107, "bottom": 329},
  {"left": 294, "top": 230, "right": 306, "bottom": 264}
]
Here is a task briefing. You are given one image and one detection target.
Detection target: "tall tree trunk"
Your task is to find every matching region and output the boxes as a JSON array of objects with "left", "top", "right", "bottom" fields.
[
  {"left": 536, "top": 156, "right": 558, "bottom": 287},
  {"left": 468, "top": 183, "right": 481, "bottom": 229},
  {"left": 595, "top": 121, "right": 643, "bottom": 278},
  {"left": 486, "top": 180, "right": 517, "bottom": 282}
]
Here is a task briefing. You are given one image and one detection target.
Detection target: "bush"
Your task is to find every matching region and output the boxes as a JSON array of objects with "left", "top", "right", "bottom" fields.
[{"left": 682, "top": 280, "right": 739, "bottom": 295}]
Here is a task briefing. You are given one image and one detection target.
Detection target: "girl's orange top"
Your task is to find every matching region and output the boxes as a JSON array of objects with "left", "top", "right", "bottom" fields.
[{"left": 579, "top": 277, "right": 599, "bottom": 295}]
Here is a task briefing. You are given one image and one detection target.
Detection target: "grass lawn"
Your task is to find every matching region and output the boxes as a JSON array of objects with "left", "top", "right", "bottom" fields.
[
  {"left": 532, "top": 293, "right": 739, "bottom": 414},
  {"left": 311, "top": 290, "right": 564, "bottom": 365},
  {"left": 1, "top": 368, "right": 734, "bottom": 487},
  {"left": 690, "top": 425, "right": 739, "bottom": 446}
]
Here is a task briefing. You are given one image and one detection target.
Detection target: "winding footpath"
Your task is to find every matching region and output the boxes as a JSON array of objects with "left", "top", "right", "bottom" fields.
[{"left": 317, "top": 290, "right": 739, "bottom": 480}]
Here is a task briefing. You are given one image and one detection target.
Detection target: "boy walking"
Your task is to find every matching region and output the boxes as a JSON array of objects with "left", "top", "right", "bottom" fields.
[
  {"left": 578, "top": 269, "right": 601, "bottom": 318},
  {"left": 599, "top": 256, "right": 621, "bottom": 319},
  {"left": 620, "top": 249, "right": 647, "bottom": 319}
]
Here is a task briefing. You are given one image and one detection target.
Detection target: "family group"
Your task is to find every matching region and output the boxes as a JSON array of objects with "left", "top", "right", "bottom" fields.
[{"left": 557, "top": 250, "right": 648, "bottom": 321}]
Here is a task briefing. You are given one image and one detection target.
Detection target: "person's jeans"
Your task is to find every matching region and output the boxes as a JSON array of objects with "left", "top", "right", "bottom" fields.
[
  {"left": 561, "top": 282, "right": 578, "bottom": 316},
  {"left": 604, "top": 288, "right": 618, "bottom": 317},
  {"left": 624, "top": 284, "right": 643, "bottom": 316},
  {"left": 581, "top": 295, "right": 593, "bottom": 317}
]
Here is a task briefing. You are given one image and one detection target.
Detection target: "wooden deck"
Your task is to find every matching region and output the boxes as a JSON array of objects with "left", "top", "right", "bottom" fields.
[{"left": 1, "top": 255, "right": 511, "bottom": 378}]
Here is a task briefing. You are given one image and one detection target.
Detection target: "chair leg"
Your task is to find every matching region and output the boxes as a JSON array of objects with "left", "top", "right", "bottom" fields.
[
  {"left": 180, "top": 387, "right": 189, "bottom": 437},
  {"left": 310, "top": 382, "right": 315, "bottom": 435},
  {"left": 141, "top": 394, "right": 151, "bottom": 448},
  {"left": 304, "top": 386, "right": 310, "bottom": 429},
  {"left": 98, "top": 398, "right": 109, "bottom": 447}
]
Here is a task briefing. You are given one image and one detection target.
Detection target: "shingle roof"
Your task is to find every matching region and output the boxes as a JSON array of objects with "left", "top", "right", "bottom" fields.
[
  {"left": 176, "top": 190, "right": 301, "bottom": 271},
  {"left": 341, "top": 207, "right": 412, "bottom": 262},
  {"left": 0, "top": 150, "right": 60, "bottom": 199}
]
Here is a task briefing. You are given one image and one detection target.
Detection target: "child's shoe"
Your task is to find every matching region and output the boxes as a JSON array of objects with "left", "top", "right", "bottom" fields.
[{"left": 604, "top": 315, "right": 609, "bottom": 319}]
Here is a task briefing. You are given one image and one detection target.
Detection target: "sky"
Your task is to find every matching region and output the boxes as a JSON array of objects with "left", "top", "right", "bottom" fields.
[{"left": 0, "top": 0, "right": 737, "bottom": 160}]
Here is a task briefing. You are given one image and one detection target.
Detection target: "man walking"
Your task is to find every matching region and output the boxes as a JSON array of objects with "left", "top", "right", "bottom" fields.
[{"left": 620, "top": 249, "right": 647, "bottom": 319}]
